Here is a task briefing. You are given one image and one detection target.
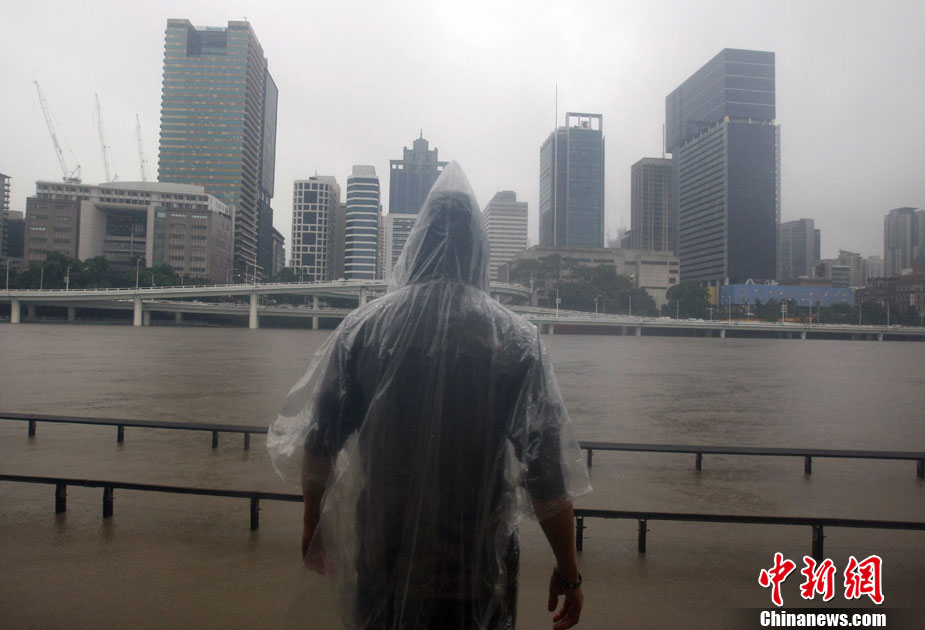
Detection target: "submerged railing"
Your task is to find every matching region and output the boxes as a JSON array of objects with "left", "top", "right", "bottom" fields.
[
  {"left": 3, "top": 411, "right": 924, "bottom": 478},
  {"left": 3, "top": 412, "right": 923, "bottom": 556},
  {"left": 572, "top": 508, "right": 925, "bottom": 561},
  {"left": 0, "top": 411, "right": 266, "bottom": 450},
  {"left": 2, "top": 474, "right": 922, "bottom": 560},
  {"left": 580, "top": 441, "right": 925, "bottom": 479}
]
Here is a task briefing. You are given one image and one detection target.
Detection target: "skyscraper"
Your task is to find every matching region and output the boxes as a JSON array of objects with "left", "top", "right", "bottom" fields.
[
  {"left": 158, "top": 19, "right": 278, "bottom": 279},
  {"left": 0, "top": 173, "right": 10, "bottom": 258},
  {"left": 482, "top": 191, "right": 528, "bottom": 281},
  {"left": 883, "top": 207, "right": 923, "bottom": 277},
  {"left": 666, "top": 49, "right": 779, "bottom": 285},
  {"left": 291, "top": 176, "right": 340, "bottom": 282},
  {"left": 385, "top": 134, "right": 446, "bottom": 278},
  {"left": 778, "top": 218, "right": 818, "bottom": 281},
  {"left": 539, "top": 112, "right": 604, "bottom": 248},
  {"left": 630, "top": 158, "right": 674, "bottom": 252},
  {"left": 389, "top": 134, "right": 447, "bottom": 215},
  {"left": 345, "top": 166, "right": 380, "bottom": 280}
]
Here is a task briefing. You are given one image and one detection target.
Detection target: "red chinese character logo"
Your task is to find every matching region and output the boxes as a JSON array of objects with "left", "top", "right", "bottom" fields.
[
  {"left": 844, "top": 555, "right": 884, "bottom": 604},
  {"left": 759, "top": 552, "right": 797, "bottom": 606},
  {"left": 799, "top": 556, "right": 836, "bottom": 601}
]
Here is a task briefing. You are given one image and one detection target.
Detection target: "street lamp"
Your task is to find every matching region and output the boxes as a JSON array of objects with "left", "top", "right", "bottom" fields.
[
  {"left": 135, "top": 258, "right": 141, "bottom": 289},
  {"left": 554, "top": 288, "right": 560, "bottom": 320},
  {"left": 65, "top": 266, "right": 70, "bottom": 291},
  {"left": 40, "top": 265, "right": 44, "bottom": 290},
  {"left": 594, "top": 294, "right": 601, "bottom": 315},
  {"left": 150, "top": 271, "right": 155, "bottom": 287}
]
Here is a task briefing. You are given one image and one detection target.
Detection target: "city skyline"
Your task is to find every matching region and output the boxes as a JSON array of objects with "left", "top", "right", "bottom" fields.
[{"left": 3, "top": 1, "right": 925, "bottom": 264}]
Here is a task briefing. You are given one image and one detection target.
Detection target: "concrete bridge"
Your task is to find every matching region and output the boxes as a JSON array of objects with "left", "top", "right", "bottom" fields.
[
  {"left": 0, "top": 280, "right": 532, "bottom": 330},
  {"left": 3, "top": 282, "right": 923, "bottom": 340}
]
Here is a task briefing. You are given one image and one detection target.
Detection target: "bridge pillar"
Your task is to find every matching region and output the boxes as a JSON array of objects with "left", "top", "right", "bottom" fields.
[
  {"left": 10, "top": 299, "right": 20, "bottom": 323},
  {"left": 876, "top": 333, "right": 883, "bottom": 341},
  {"left": 249, "top": 293, "right": 259, "bottom": 329},
  {"left": 67, "top": 307, "right": 76, "bottom": 321},
  {"left": 800, "top": 331, "right": 807, "bottom": 340},
  {"left": 359, "top": 287, "right": 367, "bottom": 307},
  {"left": 548, "top": 324, "right": 555, "bottom": 335},
  {"left": 719, "top": 328, "right": 726, "bottom": 338},
  {"left": 143, "top": 310, "right": 151, "bottom": 326},
  {"left": 312, "top": 295, "right": 319, "bottom": 330},
  {"left": 175, "top": 312, "right": 183, "bottom": 323},
  {"left": 133, "top": 298, "right": 143, "bottom": 326},
  {"left": 27, "top": 304, "right": 36, "bottom": 319},
  {"left": 635, "top": 326, "right": 642, "bottom": 336}
]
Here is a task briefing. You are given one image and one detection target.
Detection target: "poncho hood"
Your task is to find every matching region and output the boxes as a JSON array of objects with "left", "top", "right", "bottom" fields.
[{"left": 388, "top": 161, "right": 490, "bottom": 292}]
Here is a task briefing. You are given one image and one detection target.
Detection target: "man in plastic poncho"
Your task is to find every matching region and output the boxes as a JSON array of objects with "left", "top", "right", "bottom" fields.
[{"left": 268, "top": 163, "right": 591, "bottom": 629}]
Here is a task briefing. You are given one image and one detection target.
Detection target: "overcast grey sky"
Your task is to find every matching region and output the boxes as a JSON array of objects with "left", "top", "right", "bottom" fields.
[{"left": 3, "top": 0, "right": 924, "bottom": 261}]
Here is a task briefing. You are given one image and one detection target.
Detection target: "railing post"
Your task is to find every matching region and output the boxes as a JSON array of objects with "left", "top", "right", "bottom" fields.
[
  {"left": 55, "top": 482, "right": 67, "bottom": 514},
  {"left": 695, "top": 452, "right": 703, "bottom": 471},
  {"left": 250, "top": 497, "right": 260, "bottom": 531},
  {"left": 575, "top": 515, "right": 584, "bottom": 552},
  {"left": 103, "top": 487, "right": 114, "bottom": 518},
  {"left": 586, "top": 448, "right": 593, "bottom": 469},
  {"left": 28, "top": 420, "right": 36, "bottom": 437},
  {"left": 812, "top": 525, "right": 824, "bottom": 561},
  {"left": 117, "top": 425, "right": 124, "bottom": 443},
  {"left": 917, "top": 459, "right": 924, "bottom": 479},
  {"left": 212, "top": 431, "right": 219, "bottom": 448},
  {"left": 804, "top": 456, "right": 813, "bottom": 475},
  {"left": 637, "top": 519, "right": 648, "bottom": 554},
  {"left": 244, "top": 433, "right": 251, "bottom": 451}
]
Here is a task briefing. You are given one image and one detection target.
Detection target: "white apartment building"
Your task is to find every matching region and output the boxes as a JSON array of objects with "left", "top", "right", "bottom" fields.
[{"left": 482, "top": 191, "right": 528, "bottom": 282}]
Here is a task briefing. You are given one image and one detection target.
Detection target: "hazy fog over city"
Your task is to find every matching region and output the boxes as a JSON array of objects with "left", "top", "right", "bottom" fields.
[{"left": 3, "top": 0, "right": 923, "bottom": 259}]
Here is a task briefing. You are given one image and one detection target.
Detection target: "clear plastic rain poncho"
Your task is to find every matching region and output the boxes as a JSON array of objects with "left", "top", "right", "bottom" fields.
[{"left": 268, "top": 163, "right": 590, "bottom": 629}]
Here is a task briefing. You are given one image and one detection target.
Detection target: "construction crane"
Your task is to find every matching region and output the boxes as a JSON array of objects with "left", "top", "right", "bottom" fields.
[
  {"left": 135, "top": 114, "right": 150, "bottom": 182},
  {"left": 34, "top": 80, "right": 81, "bottom": 183},
  {"left": 94, "top": 93, "right": 117, "bottom": 182}
]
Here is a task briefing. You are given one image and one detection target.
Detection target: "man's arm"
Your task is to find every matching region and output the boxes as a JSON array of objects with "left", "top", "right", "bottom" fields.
[
  {"left": 536, "top": 498, "right": 583, "bottom": 629},
  {"left": 302, "top": 449, "right": 333, "bottom": 572}
]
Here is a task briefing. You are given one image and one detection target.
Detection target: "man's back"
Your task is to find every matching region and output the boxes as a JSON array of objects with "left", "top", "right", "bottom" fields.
[{"left": 269, "top": 163, "right": 590, "bottom": 629}]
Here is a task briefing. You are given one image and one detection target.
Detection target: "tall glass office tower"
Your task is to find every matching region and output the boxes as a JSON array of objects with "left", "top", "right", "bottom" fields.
[
  {"left": 345, "top": 166, "right": 380, "bottom": 279},
  {"left": 158, "top": 19, "right": 278, "bottom": 279},
  {"left": 388, "top": 134, "right": 446, "bottom": 215},
  {"left": 539, "top": 112, "right": 604, "bottom": 248},
  {"left": 666, "top": 49, "right": 779, "bottom": 285}
]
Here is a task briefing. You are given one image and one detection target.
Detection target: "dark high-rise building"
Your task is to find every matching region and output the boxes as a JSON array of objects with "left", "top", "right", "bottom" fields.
[
  {"left": 388, "top": 134, "right": 446, "bottom": 215},
  {"left": 778, "top": 218, "right": 818, "bottom": 281},
  {"left": 539, "top": 113, "right": 604, "bottom": 248},
  {"left": 1, "top": 173, "right": 10, "bottom": 258},
  {"left": 883, "top": 207, "right": 923, "bottom": 277},
  {"left": 666, "top": 49, "right": 779, "bottom": 285},
  {"left": 158, "top": 19, "right": 278, "bottom": 279},
  {"left": 630, "top": 158, "right": 674, "bottom": 252}
]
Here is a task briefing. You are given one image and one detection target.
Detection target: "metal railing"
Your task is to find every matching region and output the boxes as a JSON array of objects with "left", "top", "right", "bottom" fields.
[
  {"left": 572, "top": 508, "right": 925, "bottom": 560},
  {"left": 2, "top": 473, "right": 922, "bottom": 560},
  {"left": 0, "top": 473, "right": 298, "bottom": 530},
  {"left": 4, "top": 412, "right": 924, "bottom": 478},
  {"left": 1, "top": 411, "right": 266, "bottom": 449},
  {"left": 580, "top": 441, "right": 925, "bottom": 479}
]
